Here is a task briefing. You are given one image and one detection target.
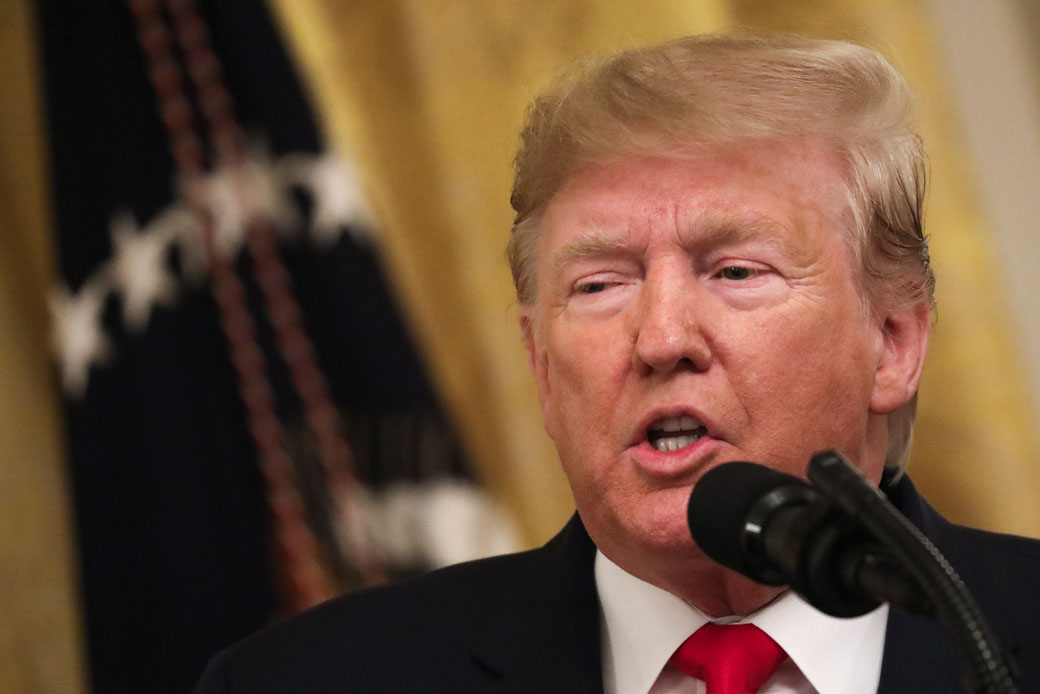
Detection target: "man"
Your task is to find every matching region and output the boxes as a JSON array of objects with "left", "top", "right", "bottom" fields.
[{"left": 196, "top": 35, "right": 1040, "bottom": 693}]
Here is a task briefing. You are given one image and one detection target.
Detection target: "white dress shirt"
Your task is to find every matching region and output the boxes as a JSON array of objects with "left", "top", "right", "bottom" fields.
[{"left": 595, "top": 550, "right": 888, "bottom": 694}]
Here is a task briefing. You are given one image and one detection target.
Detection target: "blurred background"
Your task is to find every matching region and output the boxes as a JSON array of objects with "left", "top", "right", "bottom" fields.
[{"left": 3, "top": 0, "right": 1040, "bottom": 691}]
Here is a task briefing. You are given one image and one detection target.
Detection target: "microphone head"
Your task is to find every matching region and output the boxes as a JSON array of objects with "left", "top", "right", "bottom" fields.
[{"left": 687, "top": 461, "right": 809, "bottom": 578}]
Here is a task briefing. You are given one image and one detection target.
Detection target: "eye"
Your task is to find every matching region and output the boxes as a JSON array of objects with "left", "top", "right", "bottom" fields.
[
  {"left": 576, "top": 281, "right": 611, "bottom": 294},
  {"left": 718, "top": 266, "right": 758, "bottom": 280}
]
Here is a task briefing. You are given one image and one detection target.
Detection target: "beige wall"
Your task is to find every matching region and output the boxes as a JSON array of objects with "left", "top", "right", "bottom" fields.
[{"left": 927, "top": 0, "right": 1040, "bottom": 426}]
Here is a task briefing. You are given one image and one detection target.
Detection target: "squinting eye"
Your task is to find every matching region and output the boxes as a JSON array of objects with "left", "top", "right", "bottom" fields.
[
  {"left": 719, "top": 266, "right": 755, "bottom": 280},
  {"left": 576, "top": 282, "right": 610, "bottom": 294}
]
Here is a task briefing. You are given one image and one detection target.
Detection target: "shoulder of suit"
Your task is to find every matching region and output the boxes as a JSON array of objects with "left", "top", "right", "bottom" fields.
[
  {"left": 203, "top": 546, "right": 543, "bottom": 690},
  {"left": 926, "top": 512, "right": 1040, "bottom": 568},
  {"left": 255, "top": 547, "right": 538, "bottom": 641}
]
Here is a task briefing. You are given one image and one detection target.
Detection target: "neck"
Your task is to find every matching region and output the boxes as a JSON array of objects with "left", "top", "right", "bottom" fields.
[{"left": 627, "top": 554, "right": 785, "bottom": 617}]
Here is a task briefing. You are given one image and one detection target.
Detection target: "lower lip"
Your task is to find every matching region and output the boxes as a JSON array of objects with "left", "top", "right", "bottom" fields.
[{"left": 629, "top": 435, "right": 719, "bottom": 478}]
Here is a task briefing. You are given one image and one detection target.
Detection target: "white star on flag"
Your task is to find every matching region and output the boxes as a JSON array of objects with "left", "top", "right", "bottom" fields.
[
  {"left": 279, "top": 151, "right": 374, "bottom": 247},
  {"left": 187, "top": 145, "right": 298, "bottom": 258},
  {"left": 49, "top": 280, "right": 112, "bottom": 398},
  {"left": 153, "top": 203, "right": 207, "bottom": 284},
  {"left": 109, "top": 211, "right": 179, "bottom": 332}
]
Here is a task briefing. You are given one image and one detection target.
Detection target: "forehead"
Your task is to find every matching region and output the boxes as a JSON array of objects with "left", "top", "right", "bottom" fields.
[{"left": 539, "top": 138, "right": 851, "bottom": 255}]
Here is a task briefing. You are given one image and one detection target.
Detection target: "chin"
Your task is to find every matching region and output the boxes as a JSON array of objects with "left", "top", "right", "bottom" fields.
[
  {"left": 603, "top": 487, "right": 697, "bottom": 555},
  {"left": 634, "top": 516, "right": 699, "bottom": 554}
]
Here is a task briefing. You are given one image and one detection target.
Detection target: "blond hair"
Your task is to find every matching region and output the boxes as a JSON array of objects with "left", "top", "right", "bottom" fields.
[{"left": 508, "top": 34, "right": 935, "bottom": 473}]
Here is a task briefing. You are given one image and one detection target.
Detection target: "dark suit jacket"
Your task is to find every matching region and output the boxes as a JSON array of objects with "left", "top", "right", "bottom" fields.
[{"left": 195, "top": 477, "right": 1040, "bottom": 693}]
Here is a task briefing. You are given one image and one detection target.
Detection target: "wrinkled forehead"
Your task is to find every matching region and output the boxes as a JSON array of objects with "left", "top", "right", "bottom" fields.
[
  {"left": 546, "top": 211, "right": 793, "bottom": 273},
  {"left": 538, "top": 138, "right": 856, "bottom": 254}
]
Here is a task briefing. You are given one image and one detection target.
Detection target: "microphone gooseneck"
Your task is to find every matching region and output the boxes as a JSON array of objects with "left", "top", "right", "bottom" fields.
[{"left": 808, "top": 451, "right": 1018, "bottom": 694}]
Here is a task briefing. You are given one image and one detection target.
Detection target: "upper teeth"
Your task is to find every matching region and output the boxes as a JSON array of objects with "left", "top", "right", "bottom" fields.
[{"left": 648, "top": 415, "right": 707, "bottom": 452}]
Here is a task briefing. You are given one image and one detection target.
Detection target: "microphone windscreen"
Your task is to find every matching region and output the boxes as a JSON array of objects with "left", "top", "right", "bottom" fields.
[{"left": 687, "top": 461, "right": 806, "bottom": 575}]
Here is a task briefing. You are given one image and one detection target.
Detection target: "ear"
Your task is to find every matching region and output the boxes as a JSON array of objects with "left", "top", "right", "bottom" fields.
[{"left": 870, "top": 301, "right": 931, "bottom": 414}]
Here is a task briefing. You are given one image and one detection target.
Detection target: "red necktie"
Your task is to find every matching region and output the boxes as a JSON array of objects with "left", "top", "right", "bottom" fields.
[{"left": 669, "top": 623, "right": 788, "bottom": 694}]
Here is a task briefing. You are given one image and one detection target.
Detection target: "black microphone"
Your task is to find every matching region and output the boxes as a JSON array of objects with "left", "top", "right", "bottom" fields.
[{"left": 687, "top": 460, "right": 932, "bottom": 618}]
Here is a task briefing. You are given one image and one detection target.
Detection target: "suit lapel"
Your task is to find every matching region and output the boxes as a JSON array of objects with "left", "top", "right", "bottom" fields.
[
  {"left": 877, "top": 607, "right": 962, "bottom": 692},
  {"left": 471, "top": 514, "right": 604, "bottom": 694}
]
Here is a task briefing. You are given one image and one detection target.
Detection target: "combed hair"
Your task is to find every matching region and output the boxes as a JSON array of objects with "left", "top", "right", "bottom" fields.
[{"left": 507, "top": 34, "right": 935, "bottom": 474}]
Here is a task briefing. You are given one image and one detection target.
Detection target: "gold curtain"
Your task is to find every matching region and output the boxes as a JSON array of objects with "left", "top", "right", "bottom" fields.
[{"left": 0, "top": 1, "right": 87, "bottom": 693}]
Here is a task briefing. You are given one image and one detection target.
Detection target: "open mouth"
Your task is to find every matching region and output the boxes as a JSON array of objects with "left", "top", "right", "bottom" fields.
[{"left": 646, "top": 415, "right": 708, "bottom": 452}]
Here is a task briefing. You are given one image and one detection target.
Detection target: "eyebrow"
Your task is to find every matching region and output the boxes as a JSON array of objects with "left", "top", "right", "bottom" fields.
[
  {"left": 549, "top": 212, "right": 789, "bottom": 275},
  {"left": 550, "top": 227, "right": 634, "bottom": 277},
  {"left": 682, "top": 211, "right": 790, "bottom": 249}
]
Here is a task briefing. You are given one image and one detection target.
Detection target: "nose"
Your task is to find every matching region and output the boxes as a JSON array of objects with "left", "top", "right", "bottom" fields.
[{"left": 632, "top": 271, "right": 712, "bottom": 374}]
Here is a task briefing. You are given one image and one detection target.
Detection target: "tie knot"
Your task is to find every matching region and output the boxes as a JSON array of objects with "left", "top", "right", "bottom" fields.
[{"left": 669, "top": 623, "right": 788, "bottom": 694}]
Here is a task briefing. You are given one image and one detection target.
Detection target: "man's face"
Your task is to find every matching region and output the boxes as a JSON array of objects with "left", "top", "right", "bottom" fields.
[{"left": 521, "top": 139, "right": 899, "bottom": 591}]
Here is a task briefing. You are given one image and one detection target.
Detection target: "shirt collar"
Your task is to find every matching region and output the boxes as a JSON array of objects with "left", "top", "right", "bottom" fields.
[
  {"left": 754, "top": 589, "right": 888, "bottom": 694},
  {"left": 595, "top": 550, "right": 888, "bottom": 694}
]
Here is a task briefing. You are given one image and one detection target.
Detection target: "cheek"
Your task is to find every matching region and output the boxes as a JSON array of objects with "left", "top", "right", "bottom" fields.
[
  {"left": 546, "top": 321, "right": 629, "bottom": 399},
  {"left": 725, "top": 309, "right": 877, "bottom": 421},
  {"left": 541, "top": 322, "right": 630, "bottom": 458}
]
